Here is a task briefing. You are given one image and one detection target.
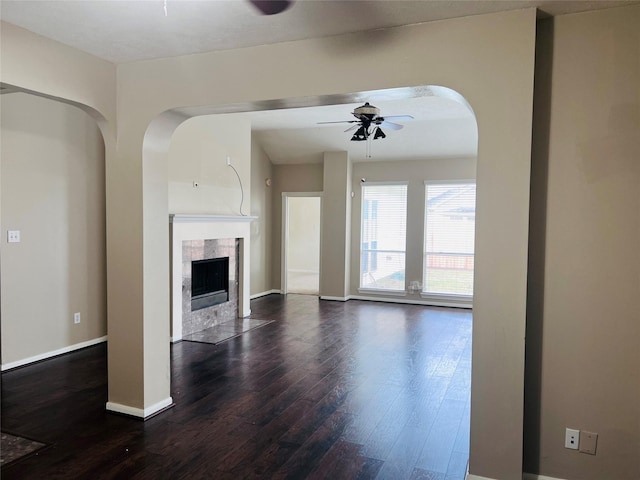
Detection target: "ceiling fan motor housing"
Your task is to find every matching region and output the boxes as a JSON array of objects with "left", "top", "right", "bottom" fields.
[{"left": 353, "top": 102, "right": 380, "bottom": 121}]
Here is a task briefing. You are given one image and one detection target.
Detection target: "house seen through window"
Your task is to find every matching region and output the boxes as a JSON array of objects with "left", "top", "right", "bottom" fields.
[
  {"left": 360, "top": 183, "right": 407, "bottom": 292},
  {"left": 423, "top": 182, "right": 476, "bottom": 299}
]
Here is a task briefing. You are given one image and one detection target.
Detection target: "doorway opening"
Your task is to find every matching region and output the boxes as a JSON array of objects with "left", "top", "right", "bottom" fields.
[{"left": 282, "top": 193, "right": 322, "bottom": 295}]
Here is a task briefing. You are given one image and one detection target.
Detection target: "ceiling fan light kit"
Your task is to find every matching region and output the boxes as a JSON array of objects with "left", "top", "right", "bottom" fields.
[
  {"left": 319, "top": 102, "right": 413, "bottom": 142},
  {"left": 319, "top": 102, "right": 413, "bottom": 157}
]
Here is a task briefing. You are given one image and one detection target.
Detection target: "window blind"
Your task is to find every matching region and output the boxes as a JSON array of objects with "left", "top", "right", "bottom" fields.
[
  {"left": 423, "top": 182, "right": 476, "bottom": 297},
  {"left": 360, "top": 184, "right": 407, "bottom": 291}
]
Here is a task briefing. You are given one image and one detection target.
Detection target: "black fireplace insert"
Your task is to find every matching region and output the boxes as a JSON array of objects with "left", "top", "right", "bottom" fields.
[{"left": 191, "top": 257, "right": 229, "bottom": 311}]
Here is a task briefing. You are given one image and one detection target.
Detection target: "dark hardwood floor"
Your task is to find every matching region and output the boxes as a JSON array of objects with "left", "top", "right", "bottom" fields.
[{"left": 1, "top": 294, "right": 471, "bottom": 479}]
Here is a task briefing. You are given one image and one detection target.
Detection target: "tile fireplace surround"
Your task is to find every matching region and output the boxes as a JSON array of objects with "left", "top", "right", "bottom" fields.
[{"left": 169, "top": 214, "right": 256, "bottom": 342}]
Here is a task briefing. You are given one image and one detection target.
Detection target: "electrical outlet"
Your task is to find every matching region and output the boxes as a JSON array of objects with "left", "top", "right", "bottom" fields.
[
  {"left": 74, "top": 312, "right": 81, "bottom": 324},
  {"left": 579, "top": 431, "right": 598, "bottom": 455},
  {"left": 565, "top": 428, "right": 580, "bottom": 450},
  {"left": 7, "top": 230, "right": 21, "bottom": 243}
]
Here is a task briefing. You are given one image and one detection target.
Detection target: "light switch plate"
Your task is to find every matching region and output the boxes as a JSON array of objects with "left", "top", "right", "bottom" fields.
[{"left": 579, "top": 431, "right": 598, "bottom": 455}]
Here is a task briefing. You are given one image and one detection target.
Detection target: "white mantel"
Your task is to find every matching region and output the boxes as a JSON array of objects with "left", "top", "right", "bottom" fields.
[
  {"left": 169, "top": 214, "right": 257, "bottom": 342},
  {"left": 170, "top": 214, "right": 258, "bottom": 223}
]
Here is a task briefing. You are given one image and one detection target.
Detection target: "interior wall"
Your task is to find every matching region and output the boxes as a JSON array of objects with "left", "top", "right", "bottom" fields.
[
  {"left": 525, "top": 6, "right": 640, "bottom": 480},
  {"left": 4, "top": 9, "right": 537, "bottom": 473},
  {"left": 0, "top": 93, "right": 107, "bottom": 366},
  {"left": 168, "top": 114, "right": 251, "bottom": 215},
  {"left": 250, "top": 139, "right": 274, "bottom": 296},
  {"left": 350, "top": 158, "right": 477, "bottom": 301},
  {"left": 271, "top": 163, "right": 324, "bottom": 289},
  {"left": 0, "top": 22, "right": 116, "bottom": 128},
  {"left": 320, "top": 151, "right": 352, "bottom": 299}
]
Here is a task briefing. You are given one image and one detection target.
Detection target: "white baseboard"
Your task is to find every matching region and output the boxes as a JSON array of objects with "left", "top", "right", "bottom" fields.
[
  {"left": 106, "top": 397, "right": 173, "bottom": 419},
  {"left": 466, "top": 473, "right": 565, "bottom": 480},
  {"left": 1, "top": 336, "right": 108, "bottom": 371},
  {"left": 250, "top": 289, "right": 281, "bottom": 299},
  {"left": 320, "top": 295, "right": 351, "bottom": 302},
  {"left": 523, "top": 474, "right": 567, "bottom": 480},
  {"left": 350, "top": 294, "right": 472, "bottom": 309}
]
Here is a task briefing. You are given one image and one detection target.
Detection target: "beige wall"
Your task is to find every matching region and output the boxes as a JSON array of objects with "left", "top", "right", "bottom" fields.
[
  {"left": 3, "top": 9, "right": 537, "bottom": 473},
  {"left": 0, "top": 22, "right": 116, "bottom": 129},
  {"left": 350, "top": 158, "right": 477, "bottom": 301},
  {"left": 525, "top": 6, "right": 640, "bottom": 480},
  {"left": 320, "top": 151, "right": 353, "bottom": 299},
  {"left": 250, "top": 139, "right": 274, "bottom": 295},
  {"left": 271, "top": 163, "right": 324, "bottom": 288},
  {"left": 168, "top": 114, "right": 251, "bottom": 215},
  {"left": 1, "top": 93, "right": 107, "bottom": 366}
]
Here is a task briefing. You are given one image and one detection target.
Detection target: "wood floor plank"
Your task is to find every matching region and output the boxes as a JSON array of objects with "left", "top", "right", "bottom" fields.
[{"left": 1, "top": 294, "right": 471, "bottom": 479}]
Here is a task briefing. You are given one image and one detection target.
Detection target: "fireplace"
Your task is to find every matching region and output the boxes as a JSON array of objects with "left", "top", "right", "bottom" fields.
[
  {"left": 170, "top": 214, "right": 257, "bottom": 342},
  {"left": 191, "top": 257, "right": 229, "bottom": 310}
]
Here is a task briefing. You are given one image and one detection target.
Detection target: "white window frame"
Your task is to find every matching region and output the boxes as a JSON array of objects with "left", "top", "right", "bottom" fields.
[
  {"left": 421, "top": 179, "right": 476, "bottom": 308},
  {"left": 358, "top": 181, "right": 408, "bottom": 296}
]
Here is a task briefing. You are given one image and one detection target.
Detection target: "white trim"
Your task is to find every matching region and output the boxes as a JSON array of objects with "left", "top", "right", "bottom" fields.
[
  {"left": 523, "top": 474, "right": 568, "bottom": 480},
  {"left": 466, "top": 474, "right": 497, "bottom": 480},
  {"left": 1, "top": 336, "right": 108, "bottom": 371},
  {"left": 358, "top": 288, "right": 407, "bottom": 297},
  {"left": 250, "top": 289, "right": 281, "bottom": 299},
  {"left": 466, "top": 473, "right": 566, "bottom": 480},
  {"left": 424, "top": 178, "right": 475, "bottom": 185},
  {"left": 360, "top": 180, "right": 409, "bottom": 186},
  {"left": 350, "top": 295, "right": 471, "bottom": 309},
  {"left": 420, "top": 292, "right": 473, "bottom": 309},
  {"left": 106, "top": 397, "right": 173, "bottom": 419},
  {"left": 281, "top": 194, "right": 288, "bottom": 294},
  {"left": 170, "top": 214, "right": 257, "bottom": 223},
  {"left": 281, "top": 191, "right": 323, "bottom": 198},
  {"left": 320, "top": 295, "right": 351, "bottom": 302}
]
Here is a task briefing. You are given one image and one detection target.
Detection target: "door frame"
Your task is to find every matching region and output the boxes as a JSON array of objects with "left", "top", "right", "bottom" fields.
[{"left": 281, "top": 192, "right": 323, "bottom": 295}]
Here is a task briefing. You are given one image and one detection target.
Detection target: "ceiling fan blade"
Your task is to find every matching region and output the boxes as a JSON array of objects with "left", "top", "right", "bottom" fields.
[
  {"left": 382, "top": 115, "right": 414, "bottom": 121},
  {"left": 344, "top": 125, "right": 359, "bottom": 133},
  {"left": 380, "top": 120, "right": 403, "bottom": 131},
  {"left": 248, "top": 0, "right": 293, "bottom": 15},
  {"left": 317, "top": 120, "right": 359, "bottom": 125}
]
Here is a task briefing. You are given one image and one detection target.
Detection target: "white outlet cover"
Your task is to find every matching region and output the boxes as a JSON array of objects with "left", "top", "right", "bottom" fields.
[
  {"left": 7, "top": 230, "right": 20, "bottom": 243},
  {"left": 565, "top": 428, "right": 580, "bottom": 450}
]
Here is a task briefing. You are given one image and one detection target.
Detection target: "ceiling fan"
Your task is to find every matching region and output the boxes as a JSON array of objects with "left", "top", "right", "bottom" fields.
[
  {"left": 318, "top": 102, "right": 414, "bottom": 142},
  {"left": 248, "top": 0, "right": 293, "bottom": 15}
]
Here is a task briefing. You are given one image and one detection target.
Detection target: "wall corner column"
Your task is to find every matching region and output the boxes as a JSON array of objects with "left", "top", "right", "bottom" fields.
[{"left": 320, "top": 151, "right": 352, "bottom": 300}]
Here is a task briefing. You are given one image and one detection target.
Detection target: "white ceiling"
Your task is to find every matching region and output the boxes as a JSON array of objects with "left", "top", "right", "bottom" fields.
[
  {"left": 2, "top": 0, "right": 636, "bottom": 164},
  {"left": 246, "top": 96, "right": 477, "bottom": 164},
  {"left": 1, "top": 0, "right": 637, "bottom": 64}
]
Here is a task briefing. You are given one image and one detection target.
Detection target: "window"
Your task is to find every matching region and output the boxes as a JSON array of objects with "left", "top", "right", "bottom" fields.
[
  {"left": 423, "top": 182, "right": 476, "bottom": 299},
  {"left": 360, "top": 184, "right": 407, "bottom": 292}
]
